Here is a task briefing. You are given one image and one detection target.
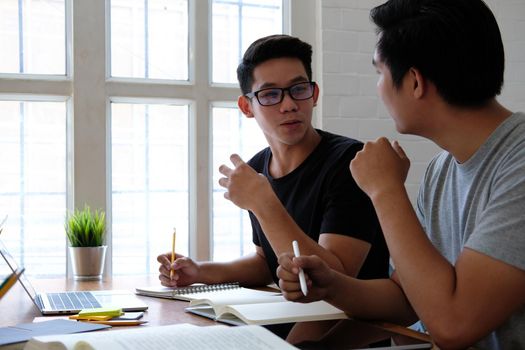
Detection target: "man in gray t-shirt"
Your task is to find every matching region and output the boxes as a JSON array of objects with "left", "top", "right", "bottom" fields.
[
  {"left": 417, "top": 112, "right": 525, "bottom": 348},
  {"left": 276, "top": 1, "right": 525, "bottom": 349}
]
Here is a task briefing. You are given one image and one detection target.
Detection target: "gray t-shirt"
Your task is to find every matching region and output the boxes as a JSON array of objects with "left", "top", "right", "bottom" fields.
[{"left": 417, "top": 112, "right": 525, "bottom": 349}]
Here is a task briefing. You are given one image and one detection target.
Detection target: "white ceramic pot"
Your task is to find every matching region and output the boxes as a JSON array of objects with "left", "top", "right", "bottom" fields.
[{"left": 69, "top": 246, "right": 107, "bottom": 281}]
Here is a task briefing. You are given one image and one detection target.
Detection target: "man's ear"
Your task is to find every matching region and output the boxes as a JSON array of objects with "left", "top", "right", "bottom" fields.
[
  {"left": 238, "top": 95, "right": 254, "bottom": 118},
  {"left": 312, "top": 82, "right": 320, "bottom": 107},
  {"left": 409, "top": 67, "right": 425, "bottom": 99}
]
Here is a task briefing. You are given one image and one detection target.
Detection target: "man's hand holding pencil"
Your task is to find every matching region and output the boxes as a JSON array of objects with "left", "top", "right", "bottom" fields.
[{"left": 157, "top": 229, "right": 202, "bottom": 288}]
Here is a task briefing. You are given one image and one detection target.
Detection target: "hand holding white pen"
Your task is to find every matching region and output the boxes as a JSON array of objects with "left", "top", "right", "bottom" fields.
[{"left": 292, "top": 240, "right": 308, "bottom": 296}]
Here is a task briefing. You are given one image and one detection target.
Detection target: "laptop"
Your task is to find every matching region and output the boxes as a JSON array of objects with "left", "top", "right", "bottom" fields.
[{"left": 0, "top": 237, "right": 148, "bottom": 315}]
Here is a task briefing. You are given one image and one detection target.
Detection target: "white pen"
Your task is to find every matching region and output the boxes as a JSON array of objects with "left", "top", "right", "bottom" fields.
[{"left": 292, "top": 240, "right": 308, "bottom": 296}]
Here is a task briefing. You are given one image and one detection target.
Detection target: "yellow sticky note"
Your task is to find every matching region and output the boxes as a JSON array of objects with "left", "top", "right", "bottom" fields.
[{"left": 78, "top": 307, "right": 123, "bottom": 317}]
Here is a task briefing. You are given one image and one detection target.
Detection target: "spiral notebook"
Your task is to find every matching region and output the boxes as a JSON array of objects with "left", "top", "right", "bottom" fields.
[{"left": 135, "top": 282, "right": 244, "bottom": 301}]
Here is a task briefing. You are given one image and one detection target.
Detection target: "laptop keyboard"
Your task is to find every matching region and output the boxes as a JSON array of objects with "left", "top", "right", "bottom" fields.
[{"left": 47, "top": 291, "right": 102, "bottom": 310}]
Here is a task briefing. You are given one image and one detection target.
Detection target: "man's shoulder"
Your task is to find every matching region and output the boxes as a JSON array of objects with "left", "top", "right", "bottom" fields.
[
  {"left": 427, "top": 151, "right": 452, "bottom": 172},
  {"left": 510, "top": 111, "right": 525, "bottom": 123},
  {"left": 501, "top": 112, "right": 525, "bottom": 146},
  {"left": 317, "top": 129, "right": 363, "bottom": 158}
]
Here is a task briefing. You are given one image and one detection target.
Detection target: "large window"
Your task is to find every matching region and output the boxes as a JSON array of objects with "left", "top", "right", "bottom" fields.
[{"left": 0, "top": 0, "right": 315, "bottom": 277}]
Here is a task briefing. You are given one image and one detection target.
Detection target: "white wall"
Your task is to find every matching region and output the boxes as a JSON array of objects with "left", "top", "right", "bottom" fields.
[{"left": 319, "top": 0, "right": 525, "bottom": 205}]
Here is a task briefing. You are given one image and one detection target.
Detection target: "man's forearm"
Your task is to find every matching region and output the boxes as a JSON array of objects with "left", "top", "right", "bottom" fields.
[
  {"left": 252, "top": 194, "right": 347, "bottom": 272},
  {"left": 198, "top": 252, "right": 273, "bottom": 287},
  {"left": 370, "top": 188, "right": 457, "bottom": 325},
  {"left": 326, "top": 272, "right": 418, "bottom": 326}
]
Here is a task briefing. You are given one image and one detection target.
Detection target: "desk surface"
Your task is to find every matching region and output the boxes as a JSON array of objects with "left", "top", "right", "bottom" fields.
[
  {"left": 0, "top": 275, "right": 434, "bottom": 349},
  {"left": 0, "top": 275, "right": 215, "bottom": 328}
]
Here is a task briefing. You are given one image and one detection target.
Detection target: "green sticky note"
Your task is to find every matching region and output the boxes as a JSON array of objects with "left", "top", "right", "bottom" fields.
[{"left": 78, "top": 307, "right": 123, "bottom": 317}]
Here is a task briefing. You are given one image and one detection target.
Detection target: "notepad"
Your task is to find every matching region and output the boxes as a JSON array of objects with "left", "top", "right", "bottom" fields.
[
  {"left": 184, "top": 287, "right": 347, "bottom": 326},
  {"left": 23, "top": 323, "right": 299, "bottom": 350},
  {"left": 135, "top": 282, "right": 242, "bottom": 301}
]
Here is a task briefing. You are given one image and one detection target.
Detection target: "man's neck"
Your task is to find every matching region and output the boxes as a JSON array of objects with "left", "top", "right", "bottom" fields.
[
  {"left": 427, "top": 100, "right": 513, "bottom": 164},
  {"left": 268, "top": 128, "right": 321, "bottom": 178}
]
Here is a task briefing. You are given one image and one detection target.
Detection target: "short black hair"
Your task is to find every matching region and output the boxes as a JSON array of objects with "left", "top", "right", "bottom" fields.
[
  {"left": 371, "top": 0, "right": 505, "bottom": 107},
  {"left": 236, "top": 34, "right": 313, "bottom": 95}
]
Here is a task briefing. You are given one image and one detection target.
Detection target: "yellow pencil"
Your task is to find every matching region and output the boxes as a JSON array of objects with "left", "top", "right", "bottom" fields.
[{"left": 170, "top": 228, "right": 176, "bottom": 280}]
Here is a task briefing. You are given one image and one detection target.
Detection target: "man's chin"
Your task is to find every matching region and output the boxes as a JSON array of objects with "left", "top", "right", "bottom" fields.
[{"left": 393, "top": 122, "right": 411, "bottom": 135}]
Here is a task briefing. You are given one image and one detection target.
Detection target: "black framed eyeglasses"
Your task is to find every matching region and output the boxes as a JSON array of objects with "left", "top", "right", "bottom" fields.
[{"left": 245, "top": 81, "right": 316, "bottom": 106}]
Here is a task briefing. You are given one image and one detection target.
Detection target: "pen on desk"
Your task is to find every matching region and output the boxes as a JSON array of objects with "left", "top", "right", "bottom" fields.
[
  {"left": 292, "top": 240, "right": 308, "bottom": 296},
  {"left": 78, "top": 319, "right": 148, "bottom": 326},
  {"left": 170, "top": 228, "right": 176, "bottom": 280}
]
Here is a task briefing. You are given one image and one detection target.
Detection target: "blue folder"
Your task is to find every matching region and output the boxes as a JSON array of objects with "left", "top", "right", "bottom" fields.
[{"left": 0, "top": 319, "right": 110, "bottom": 346}]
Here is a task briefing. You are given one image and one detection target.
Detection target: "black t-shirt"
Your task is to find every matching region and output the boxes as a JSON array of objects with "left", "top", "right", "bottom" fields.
[{"left": 248, "top": 129, "right": 389, "bottom": 283}]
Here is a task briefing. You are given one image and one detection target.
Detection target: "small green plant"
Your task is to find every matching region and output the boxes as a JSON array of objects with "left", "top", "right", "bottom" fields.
[{"left": 65, "top": 205, "right": 106, "bottom": 247}]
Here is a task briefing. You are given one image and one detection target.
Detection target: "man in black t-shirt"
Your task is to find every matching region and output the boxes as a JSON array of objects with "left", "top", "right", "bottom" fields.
[
  {"left": 158, "top": 35, "right": 388, "bottom": 343},
  {"left": 247, "top": 128, "right": 388, "bottom": 284}
]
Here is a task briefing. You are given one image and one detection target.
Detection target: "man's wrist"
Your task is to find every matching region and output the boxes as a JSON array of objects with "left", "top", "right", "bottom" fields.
[
  {"left": 324, "top": 270, "right": 345, "bottom": 305},
  {"left": 197, "top": 261, "right": 216, "bottom": 284},
  {"left": 250, "top": 189, "right": 281, "bottom": 218},
  {"left": 369, "top": 184, "right": 407, "bottom": 206}
]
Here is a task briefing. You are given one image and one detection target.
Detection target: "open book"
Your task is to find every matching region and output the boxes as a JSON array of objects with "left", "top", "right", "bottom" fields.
[
  {"left": 185, "top": 287, "right": 347, "bottom": 326},
  {"left": 23, "top": 323, "right": 298, "bottom": 350}
]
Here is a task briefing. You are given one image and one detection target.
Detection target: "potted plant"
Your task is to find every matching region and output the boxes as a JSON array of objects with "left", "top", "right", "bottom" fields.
[{"left": 65, "top": 205, "right": 107, "bottom": 281}]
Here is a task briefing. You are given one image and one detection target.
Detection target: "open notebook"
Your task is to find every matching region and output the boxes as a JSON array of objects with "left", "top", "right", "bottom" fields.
[
  {"left": 185, "top": 287, "right": 347, "bottom": 326},
  {"left": 137, "top": 283, "right": 347, "bottom": 326}
]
